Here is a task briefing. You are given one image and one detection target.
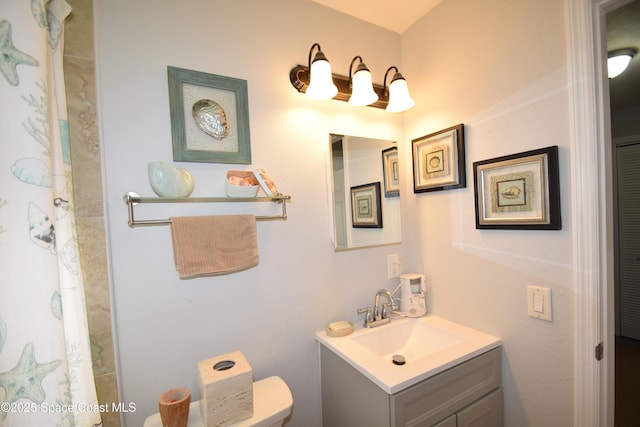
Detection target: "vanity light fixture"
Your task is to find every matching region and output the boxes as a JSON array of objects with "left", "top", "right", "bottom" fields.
[
  {"left": 289, "top": 43, "right": 415, "bottom": 111},
  {"left": 305, "top": 43, "right": 338, "bottom": 100},
  {"left": 348, "top": 56, "right": 379, "bottom": 106},
  {"left": 608, "top": 48, "right": 636, "bottom": 79},
  {"left": 383, "top": 66, "right": 415, "bottom": 113}
]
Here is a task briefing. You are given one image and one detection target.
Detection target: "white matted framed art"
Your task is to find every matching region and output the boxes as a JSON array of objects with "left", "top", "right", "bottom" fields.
[
  {"left": 412, "top": 124, "right": 466, "bottom": 193},
  {"left": 350, "top": 182, "right": 382, "bottom": 228},
  {"left": 473, "top": 145, "right": 561, "bottom": 230}
]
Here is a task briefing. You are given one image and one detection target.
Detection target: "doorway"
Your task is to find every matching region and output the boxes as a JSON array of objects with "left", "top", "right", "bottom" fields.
[
  {"left": 606, "top": 0, "right": 640, "bottom": 425},
  {"left": 612, "top": 136, "right": 640, "bottom": 426},
  {"left": 614, "top": 138, "right": 640, "bottom": 341}
]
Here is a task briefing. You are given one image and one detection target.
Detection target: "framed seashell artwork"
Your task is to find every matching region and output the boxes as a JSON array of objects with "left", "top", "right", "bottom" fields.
[
  {"left": 472, "top": 145, "right": 561, "bottom": 230},
  {"left": 411, "top": 124, "right": 466, "bottom": 193},
  {"left": 350, "top": 182, "right": 383, "bottom": 229},
  {"left": 167, "top": 66, "right": 251, "bottom": 164},
  {"left": 381, "top": 146, "right": 399, "bottom": 198}
]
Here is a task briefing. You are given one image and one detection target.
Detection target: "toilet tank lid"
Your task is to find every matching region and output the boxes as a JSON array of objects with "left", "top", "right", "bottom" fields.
[
  {"left": 244, "top": 376, "right": 293, "bottom": 424},
  {"left": 143, "top": 376, "right": 293, "bottom": 427}
]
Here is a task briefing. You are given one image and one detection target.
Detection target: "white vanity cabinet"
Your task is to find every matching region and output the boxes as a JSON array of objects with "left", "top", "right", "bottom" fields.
[{"left": 320, "top": 346, "right": 502, "bottom": 427}]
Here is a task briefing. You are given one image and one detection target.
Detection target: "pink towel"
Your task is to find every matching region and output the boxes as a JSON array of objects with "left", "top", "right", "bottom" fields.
[{"left": 170, "top": 215, "right": 258, "bottom": 279}]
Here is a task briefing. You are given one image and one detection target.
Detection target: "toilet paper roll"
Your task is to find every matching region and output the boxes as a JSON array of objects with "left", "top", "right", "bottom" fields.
[{"left": 198, "top": 351, "right": 253, "bottom": 427}]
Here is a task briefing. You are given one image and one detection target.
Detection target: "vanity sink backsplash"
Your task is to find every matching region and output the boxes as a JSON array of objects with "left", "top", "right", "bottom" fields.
[{"left": 315, "top": 314, "right": 501, "bottom": 394}]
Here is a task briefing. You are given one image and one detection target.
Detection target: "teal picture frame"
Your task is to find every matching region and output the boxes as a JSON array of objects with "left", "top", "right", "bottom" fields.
[{"left": 167, "top": 66, "right": 252, "bottom": 164}]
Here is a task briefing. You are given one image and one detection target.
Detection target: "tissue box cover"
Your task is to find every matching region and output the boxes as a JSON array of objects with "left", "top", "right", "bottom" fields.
[{"left": 198, "top": 351, "right": 253, "bottom": 427}]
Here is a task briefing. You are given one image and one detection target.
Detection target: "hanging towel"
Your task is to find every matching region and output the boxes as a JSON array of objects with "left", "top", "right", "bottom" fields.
[{"left": 170, "top": 214, "right": 258, "bottom": 279}]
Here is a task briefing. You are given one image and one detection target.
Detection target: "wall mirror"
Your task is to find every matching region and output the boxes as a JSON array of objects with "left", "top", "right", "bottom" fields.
[{"left": 329, "top": 134, "right": 401, "bottom": 250}]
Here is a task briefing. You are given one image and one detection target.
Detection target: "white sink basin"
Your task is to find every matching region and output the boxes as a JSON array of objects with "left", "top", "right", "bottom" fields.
[
  {"left": 316, "top": 314, "right": 501, "bottom": 394},
  {"left": 350, "top": 318, "right": 464, "bottom": 360}
]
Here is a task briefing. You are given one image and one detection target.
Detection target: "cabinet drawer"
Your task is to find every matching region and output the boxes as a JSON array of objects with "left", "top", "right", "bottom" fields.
[
  {"left": 432, "top": 414, "right": 456, "bottom": 427},
  {"left": 457, "top": 389, "right": 503, "bottom": 427},
  {"left": 391, "top": 348, "right": 501, "bottom": 427}
]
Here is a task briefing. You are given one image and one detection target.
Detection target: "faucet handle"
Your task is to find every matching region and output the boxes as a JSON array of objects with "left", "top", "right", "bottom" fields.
[{"left": 357, "top": 307, "right": 373, "bottom": 327}]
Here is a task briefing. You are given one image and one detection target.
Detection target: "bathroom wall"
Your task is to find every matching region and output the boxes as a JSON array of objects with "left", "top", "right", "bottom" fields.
[
  {"left": 64, "top": 1, "right": 120, "bottom": 426},
  {"left": 94, "top": 0, "right": 576, "bottom": 425},
  {"left": 93, "top": 0, "right": 405, "bottom": 425},
  {"left": 401, "top": 0, "right": 574, "bottom": 425}
]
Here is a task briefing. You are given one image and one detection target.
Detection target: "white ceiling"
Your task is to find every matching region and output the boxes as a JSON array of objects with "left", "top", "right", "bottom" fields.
[{"left": 310, "top": 0, "right": 443, "bottom": 33}]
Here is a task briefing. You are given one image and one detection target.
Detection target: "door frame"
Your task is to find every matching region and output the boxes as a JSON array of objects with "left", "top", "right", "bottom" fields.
[{"left": 566, "top": 0, "right": 637, "bottom": 425}]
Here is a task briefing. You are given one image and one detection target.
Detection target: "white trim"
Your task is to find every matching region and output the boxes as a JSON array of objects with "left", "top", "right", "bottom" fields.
[{"left": 566, "top": 0, "right": 611, "bottom": 425}]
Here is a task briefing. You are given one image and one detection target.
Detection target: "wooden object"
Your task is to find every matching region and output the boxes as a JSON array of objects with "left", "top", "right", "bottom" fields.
[{"left": 158, "top": 387, "right": 190, "bottom": 427}]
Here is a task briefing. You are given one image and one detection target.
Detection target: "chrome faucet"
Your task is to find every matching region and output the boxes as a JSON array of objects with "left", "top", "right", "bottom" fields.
[
  {"left": 374, "top": 289, "right": 395, "bottom": 320},
  {"left": 357, "top": 288, "right": 399, "bottom": 328}
]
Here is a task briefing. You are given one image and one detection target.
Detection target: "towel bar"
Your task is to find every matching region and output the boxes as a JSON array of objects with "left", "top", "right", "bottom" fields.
[{"left": 123, "top": 192, "right": 290, "bottom": 227}]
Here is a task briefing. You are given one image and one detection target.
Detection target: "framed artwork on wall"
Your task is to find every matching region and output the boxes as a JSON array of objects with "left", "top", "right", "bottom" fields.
[
  {"left": 382, "top": 146, "right": 399, "bottom": 197},
  {"left": 473, "top": 145, "right": 561, "bottom": 230},
  {"left": 167, "top": 66, "right": 252, "bottom": 164},
  {"left": 351, "top": 182, "right": 382, "bottom": 228},
  {"left": 412, "top": 124, "right": 466, "bottom": 193}
]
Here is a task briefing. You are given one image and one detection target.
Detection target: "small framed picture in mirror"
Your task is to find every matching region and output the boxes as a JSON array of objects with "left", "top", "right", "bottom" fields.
[
  {"left": 382, "top": 147, "right": 400, "bottom": 197},
  {"left": 351, "top": 182, "right": 382, "bottom": 228}
]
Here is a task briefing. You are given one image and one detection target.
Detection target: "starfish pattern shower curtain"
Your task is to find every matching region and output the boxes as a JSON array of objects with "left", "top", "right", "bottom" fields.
[{"left": 0, "top": 1, "right": 101, "bottom": 426}]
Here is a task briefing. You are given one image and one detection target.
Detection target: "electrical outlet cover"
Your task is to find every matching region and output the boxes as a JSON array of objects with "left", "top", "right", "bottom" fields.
[{"left": 387, "top": 254, "right": 401, "bottom": 279}]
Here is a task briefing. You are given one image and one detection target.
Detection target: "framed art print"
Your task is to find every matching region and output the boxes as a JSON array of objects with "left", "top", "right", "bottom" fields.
[
  {"left": 382, "top": 146, "right": 399, "bottom": 197},
  {"left": 167, "top": 66, "right": 251, "bottom": 164},
  {"left": 351, "top": 182, "right": 382, "bottom": 228},
  {"left": 412, "top": 124, "right": 466, "bottom": 193},
  {"left": 473, "top": 145, "right": 561, "bottom": 230}
]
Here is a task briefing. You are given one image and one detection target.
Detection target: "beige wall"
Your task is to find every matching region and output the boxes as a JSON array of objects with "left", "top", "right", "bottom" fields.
[{"left": 64, "top": 1, "right": 120, "bottom": 426}]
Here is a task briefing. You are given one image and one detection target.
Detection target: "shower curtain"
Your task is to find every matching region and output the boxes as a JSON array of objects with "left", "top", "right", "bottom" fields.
[{"left": 0, "top": 1, "right": 101, "bottom": 426}]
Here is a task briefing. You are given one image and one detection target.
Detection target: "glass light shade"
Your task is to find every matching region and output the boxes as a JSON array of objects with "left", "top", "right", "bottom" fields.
[
  {"left": 349, "top": 69, "right": 379, "bottom": 106},
  {"left": 608, "top": 54, "right": 633, "bottom": 78},
  {"left": 306, "top": 59, "right": 338, "bottom": 100},
  {"left": 386, "top": 78, "right": 415, "bottom": 113}
]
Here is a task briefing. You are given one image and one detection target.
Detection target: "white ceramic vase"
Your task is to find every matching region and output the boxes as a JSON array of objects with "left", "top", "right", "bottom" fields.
[{"left": 148, "top": 161, "right": 194, "bottom": 197}]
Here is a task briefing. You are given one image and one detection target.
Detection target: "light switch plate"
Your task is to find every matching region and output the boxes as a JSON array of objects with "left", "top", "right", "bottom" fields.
[
  {"left": 387, "top": 254, "right": 401, "bottom": 279},
  {"left": 527, "top": 285, "right": 552, "bottom": 321}
]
